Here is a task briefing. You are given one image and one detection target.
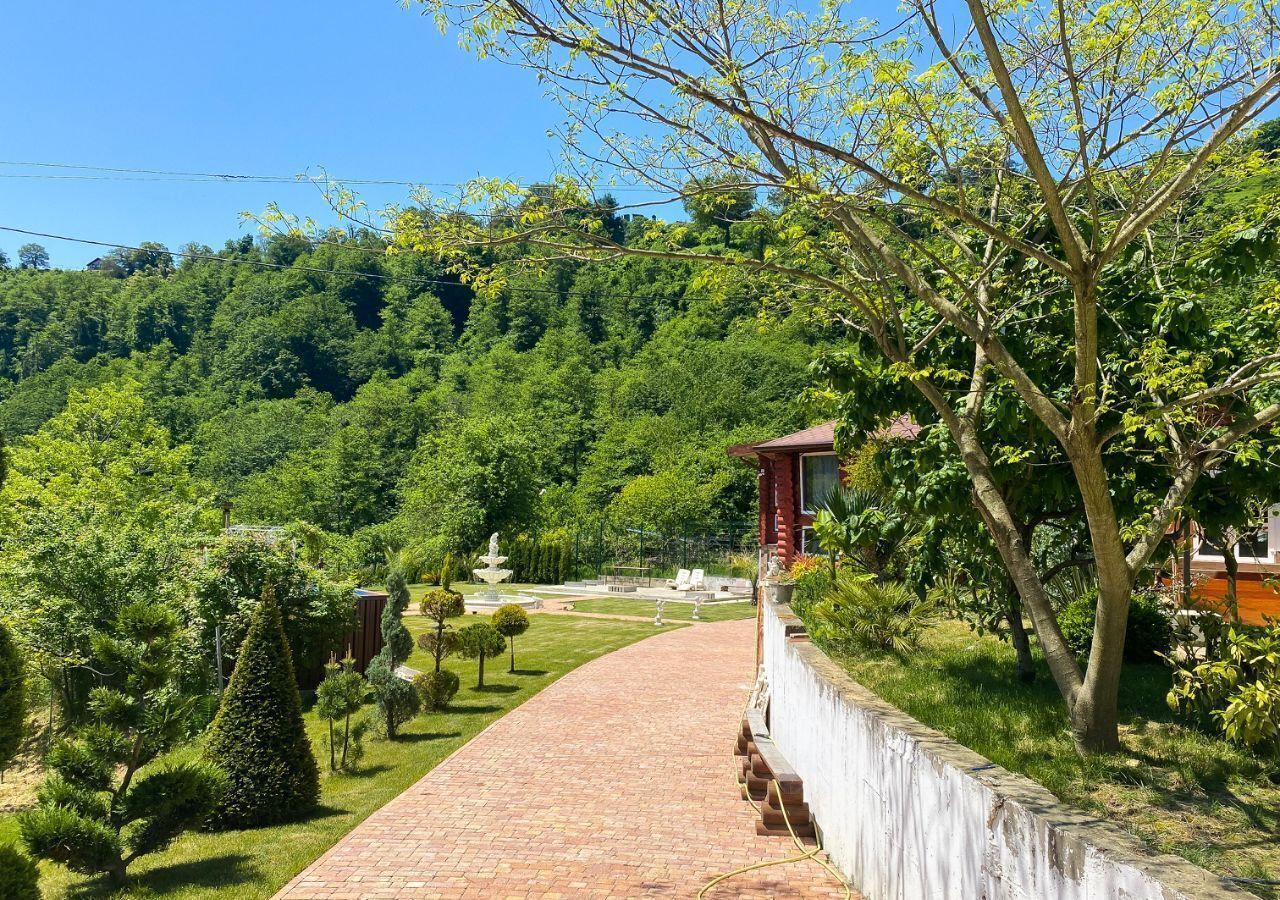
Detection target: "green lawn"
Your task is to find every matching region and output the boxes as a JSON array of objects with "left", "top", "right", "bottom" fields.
[
  {"left": 828, "top": 619, "right": 1280, "bottom": 895},
  {"left": 565, "top": 596, "right": 757, "bottom": 622},
  {"left": 4, "top": 613, "right": 663, "bottom": 899}
]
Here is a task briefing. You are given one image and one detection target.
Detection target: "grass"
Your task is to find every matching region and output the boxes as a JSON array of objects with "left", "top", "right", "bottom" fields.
[
  {"left": 565, "top": 596, "right": 758, "bottom": 622},
  {"left": 3, "top": 613, "right": 663, "bottom": 899},
  {"left": 827, "top": 619, "right": 1280, "bottom": 896}
]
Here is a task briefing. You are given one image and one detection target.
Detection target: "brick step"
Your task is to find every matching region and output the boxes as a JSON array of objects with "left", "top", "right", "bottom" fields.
[
  {"left": 756, "top": 820, "right": 816, "bottom": 838},
  {"left": 766, "top": 780, "right": 804, "bottom": 804},
  {"left": 762, "top": 802, "right": 811, "bottom": 827}
]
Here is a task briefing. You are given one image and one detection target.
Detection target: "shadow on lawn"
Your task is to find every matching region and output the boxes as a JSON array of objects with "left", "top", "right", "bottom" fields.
[
  {"left": 471, "top": 683, "right": 520, "bottom": 694},
  {"left": 68, "top": 854, "right": 258, "bottom": 898},
  {"left": 393, "top": 731, "right": 463, "bottom": 744}
]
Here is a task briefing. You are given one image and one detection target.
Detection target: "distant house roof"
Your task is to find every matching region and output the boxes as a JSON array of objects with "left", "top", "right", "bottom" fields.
[{"left": 728, "top": 415, "right": 919, "bottom": 459}]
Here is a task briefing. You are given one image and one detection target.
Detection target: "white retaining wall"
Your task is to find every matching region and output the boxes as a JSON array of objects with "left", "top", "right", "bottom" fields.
[{"left": 760, "top": 599, "right": 1248, "bottom": 900}]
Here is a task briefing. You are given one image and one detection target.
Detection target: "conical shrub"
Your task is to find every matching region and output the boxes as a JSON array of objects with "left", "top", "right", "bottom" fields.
[{"left": 205, "top": 591, "right": 319, "bottom": 828}]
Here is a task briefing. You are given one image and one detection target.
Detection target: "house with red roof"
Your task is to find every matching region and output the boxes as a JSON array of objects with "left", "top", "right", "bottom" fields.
[
  {"left": 729, "top": 418, "right": 918, "bottom": 568},
  {"left": 733, "top": 420, "right": 1279, "bottom": 622}
]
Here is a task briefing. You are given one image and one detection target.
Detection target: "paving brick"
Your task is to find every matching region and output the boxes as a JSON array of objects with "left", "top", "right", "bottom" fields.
[{"left": 276, "top": 619, "right": 853, "bottom": 899}]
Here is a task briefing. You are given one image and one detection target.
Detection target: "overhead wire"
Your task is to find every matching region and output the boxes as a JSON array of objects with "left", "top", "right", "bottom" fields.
[{"left": 0, "top": 158, "right": 662, "bottom": 191}]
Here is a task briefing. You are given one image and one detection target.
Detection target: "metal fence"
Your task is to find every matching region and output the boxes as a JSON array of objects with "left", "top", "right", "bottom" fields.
[{"left": 570, "top": 519, "right": 758, "bottom": 582}]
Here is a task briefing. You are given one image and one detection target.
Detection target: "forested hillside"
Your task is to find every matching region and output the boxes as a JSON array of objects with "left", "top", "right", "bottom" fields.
[{"left": 0, "top": 205, "right": 829, "bottom": 570}]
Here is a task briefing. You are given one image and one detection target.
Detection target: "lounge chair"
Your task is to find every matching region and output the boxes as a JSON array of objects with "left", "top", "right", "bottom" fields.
[
  {"left": 667, "top": 568, "right": 692, "bottom": 590},
  {"left": 689, "top": 568, "right": 706, "bottom": 591}
]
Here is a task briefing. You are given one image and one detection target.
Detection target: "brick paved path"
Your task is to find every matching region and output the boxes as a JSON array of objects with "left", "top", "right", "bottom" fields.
[{"left": 276, "top": 618, "right": 852, "bottom": 899}]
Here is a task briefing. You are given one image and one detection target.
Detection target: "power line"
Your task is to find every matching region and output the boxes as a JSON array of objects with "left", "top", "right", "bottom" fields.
[{"left": 0, "top": 159, "right": 662, "bottom": 192}]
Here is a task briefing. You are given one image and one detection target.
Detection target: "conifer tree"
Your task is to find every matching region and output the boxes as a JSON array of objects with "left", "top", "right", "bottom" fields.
[
  {"left": 205, "top": 590, "right": 319, "bottom": 828},
  {"left": 19, "top": 604, "right": 221, "bottom": 885},
  {"left": 367, "top": 551, "right": 419, "bottom": 738}
]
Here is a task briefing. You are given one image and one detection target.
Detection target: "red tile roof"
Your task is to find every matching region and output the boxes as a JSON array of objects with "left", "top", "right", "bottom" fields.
[
  {"left": 750, "top": 420, "right": 837, "bottom": 452},
  {"left": 729, "top": 415, "right": 919, "bottom": 458}
]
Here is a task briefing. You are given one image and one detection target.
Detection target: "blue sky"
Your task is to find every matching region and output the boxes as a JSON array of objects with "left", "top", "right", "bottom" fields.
[{"left": 0, "top": 0, "right": 582, "bottom": 267}]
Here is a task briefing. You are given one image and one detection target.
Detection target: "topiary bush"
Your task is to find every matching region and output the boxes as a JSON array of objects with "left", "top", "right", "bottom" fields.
[
  {"left": 205, "top": 590, "right": 319, "bottom": 829},
  {"left": 0, "top": 842, "right": 40, "bottom": 900},
  {"left": 414, "top": 670, "right": 460, "bottom": 711},
  {"left": 492, "top": 605, "right": 530, "bottom": 673},
  {"left": 418, "top": 588, "right": 465, "bottom": 673},
  {"left": 456, "top": 623, "right": 507, "bottom": 688},
  {"left": 0, "top": 619, "right": 25, "bottom": 776},
  {"left": 366, "top": 656, "right": 420, "bottom": 738},
  {"left": 382, "top": 559, "right": 414, "bottom": 666},
  {"left": 1058, "top": 589, "right": 1172, "bottom": 664}
]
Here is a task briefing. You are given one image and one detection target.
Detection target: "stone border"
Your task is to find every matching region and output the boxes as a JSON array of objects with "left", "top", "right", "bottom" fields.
[{"left": 763, "top": 601, "right": 1254, "bottom": 900}]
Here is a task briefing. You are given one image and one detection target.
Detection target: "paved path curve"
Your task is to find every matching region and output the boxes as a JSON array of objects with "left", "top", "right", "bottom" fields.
[{"left": 276, "top": 618, "right": 852, "bottom": 899}]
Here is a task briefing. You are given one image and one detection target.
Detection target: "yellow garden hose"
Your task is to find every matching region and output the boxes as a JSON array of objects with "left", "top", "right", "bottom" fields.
[{"left": 697, "top": 776, "right": 852, "bottom": 900}]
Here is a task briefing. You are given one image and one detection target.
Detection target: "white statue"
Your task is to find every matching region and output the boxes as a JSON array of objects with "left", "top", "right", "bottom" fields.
[{"left": 488, "top": 532, "right": 500, "bottom": 559}]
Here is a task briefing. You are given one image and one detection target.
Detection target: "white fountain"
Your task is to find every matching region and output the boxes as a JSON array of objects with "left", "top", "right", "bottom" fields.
[{"left": 466, "top": 533, "right": 542, "bottom": 611}]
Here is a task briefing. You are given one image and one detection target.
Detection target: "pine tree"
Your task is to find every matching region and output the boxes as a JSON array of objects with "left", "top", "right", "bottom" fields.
[
  {"left": 315, "top": 656, "right": 366, "bottom": 771},
  {"left": 19, "top": 604, "right": 221, "bottom": 886},
  {"left": 205, "top": 590, "right": 319, "bottom": 828}
]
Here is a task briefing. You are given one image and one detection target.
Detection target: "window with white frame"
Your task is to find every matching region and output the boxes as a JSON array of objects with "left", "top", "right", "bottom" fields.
[
  {"left": 800, "top": 452, "right": 839, "bottom": 515},
  {"left": 800, "top": 525, "right": 817, "bottom": 555},
  {"left": 1196, "top": 504, "right": 1280, "bottom": 563}
]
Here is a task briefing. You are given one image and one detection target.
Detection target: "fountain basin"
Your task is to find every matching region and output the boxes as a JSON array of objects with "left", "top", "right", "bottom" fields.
[{"left": 465, "top": 591, "right": 542, "bottom": 612}]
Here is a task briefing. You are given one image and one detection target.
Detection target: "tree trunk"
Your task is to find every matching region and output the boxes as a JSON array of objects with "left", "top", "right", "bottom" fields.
[
  {"left": 1067, "top": 440, "right": 1134, "bottom": 754},
  {"left": 1222, "top": 540, "right": 1240, "bottom": 625},
  {"left": 341, "top": 714, "right": 350, "bottom": 769},
  {"left": 478, "top": 652, "right": 486, "bottom": 688},
  {"left": 1006, "top": 598, "right": 1035, "bottom": 683},
  {"left": 509, "top": 640, "right": 516, "bottom": 674},
  {"left": 328, "top": 720, "right": 336, "bottom": 772}
]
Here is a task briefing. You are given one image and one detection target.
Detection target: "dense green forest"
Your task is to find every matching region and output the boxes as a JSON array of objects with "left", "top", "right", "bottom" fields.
[{"left": 0, "top": 207, "right": 828, "bottom": 571}]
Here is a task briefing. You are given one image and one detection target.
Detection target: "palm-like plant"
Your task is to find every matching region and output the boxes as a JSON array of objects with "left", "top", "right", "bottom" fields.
[
  {"left": 813, "top": 487, "right": 920, "bottom": 581},
  {"left": 811, "top": 573, "right": 938, "bottom": 655}
]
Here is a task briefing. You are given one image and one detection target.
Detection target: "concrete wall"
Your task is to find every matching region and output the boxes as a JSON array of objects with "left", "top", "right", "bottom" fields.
[{"left": 760, "top": 600, "right": 1250, "bottom": 900}]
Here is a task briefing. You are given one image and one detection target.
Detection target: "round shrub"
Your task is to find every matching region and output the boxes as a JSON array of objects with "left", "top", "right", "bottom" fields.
[
  {"left": 419, "top": 588, "right": 465, "bottom": 622},
  {"left": 492, "top": 605, "right": 531, "bottom": 673},
  {"left": 1058, "top": 590, "right": 1171, "bottom": 664},
  {"left": 414, "top": 670, "right": 460, "bottom": 711},
  {"left": 205, "top": 592, "right": 320, "bottom": 829},
  {"left": 0, "top": 842, "right": 41, "bottom": 900}
]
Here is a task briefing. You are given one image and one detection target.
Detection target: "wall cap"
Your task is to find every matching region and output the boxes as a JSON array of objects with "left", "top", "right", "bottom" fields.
[{"left": 771, "top": 602, "right": 1256, "bottom": 899}]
